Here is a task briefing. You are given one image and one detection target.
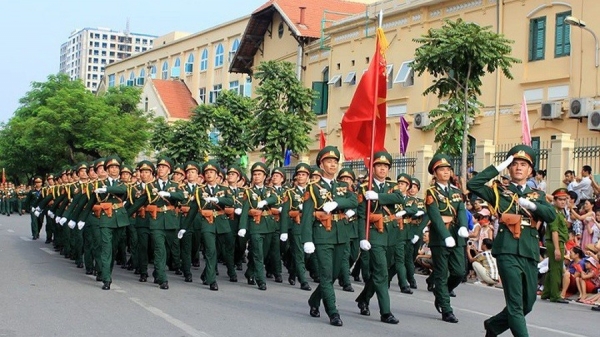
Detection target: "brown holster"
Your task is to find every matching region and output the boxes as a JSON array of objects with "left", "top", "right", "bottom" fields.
[
  {"left": 224, "top": 207, "right": 235, "bottom": 220},
  {"left": 180, "top": 206, "right": 190, "bottom": 217},
  {"left": 92, "top": 205, "right": 102, "bottom": 218},
  {"left": 137, "top": 207, "right": 146, "bottom": 219},
  {"left": 200, "top": 209, "right": 216, "bottom": 224},
  {"left": 289, "top": 210, "right": 301, "bottom": 224},
  {"left": 500, "top": 213, "right": 522, "bottom": 239},
  {"left": 314, "top": 211, "right": 332, "bottom": 231},
  {"left": 248, "top": 209, "right": 263, "bottom": 224},
  {"left": 145, "top": 205, "right": 158, "bottom": 220},
  {"left": 441, "top": 215, "right": 454, "bottom": 229},
  {"left": 369, "top": 213, "right": 384, "bottom": 233},
  {"left": 270, "top": 208, "right": 281, "bottom": 222},
  {"left": 91, "top": 203, "right": 115, "bottom": 218}
]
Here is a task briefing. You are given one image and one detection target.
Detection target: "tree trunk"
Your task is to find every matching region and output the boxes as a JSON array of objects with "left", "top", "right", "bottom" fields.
[{"left": 460, "top": 63, "right": 472, "bottom": 191}]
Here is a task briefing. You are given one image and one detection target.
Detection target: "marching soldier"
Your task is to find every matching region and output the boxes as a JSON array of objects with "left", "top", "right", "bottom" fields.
[
  {"left": 407, "top": 177, "right": 428, "bottom": 289},
  {"left": 225, "top": 165, "right": 247, "bottom": 271},
  {"left": 266, "top": 167, "right": 286, "bottom": 283},
  {"left": 467, "top": 145, "right": 555, "bottom": 336},
  {"left": 302, "top": 146, "right": 358, "bottom": 326},
  {"left": 335, "top": 168, "right": 358, "bottom": 292},
  {"left": 24, "top": 177, "right": 44, "bottom": 240},
  {"left": 425, "top": 154, "right": 469, "bottom": 323},
  {"left": 178, "top": 161, "right": 202, "bottom": 283}
]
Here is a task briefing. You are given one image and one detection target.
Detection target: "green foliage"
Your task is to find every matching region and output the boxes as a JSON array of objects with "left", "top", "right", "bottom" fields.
[
  {"left": 249, "top": 60, "right": 317, "bottom": 166},
  {"left": 0, "top": 74, "right": 152, "bottom": 179},
  {"left": 150, "top": 115, "right": 211, "bottom": 165}
]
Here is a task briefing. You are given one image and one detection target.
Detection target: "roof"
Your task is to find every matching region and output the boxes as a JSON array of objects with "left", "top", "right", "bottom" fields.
[
  {"left": 152, "top": 79, "right": 198, "bottom": 120},
  {"left": 230, "top": 0, "right": 366, "bottom": 74}
]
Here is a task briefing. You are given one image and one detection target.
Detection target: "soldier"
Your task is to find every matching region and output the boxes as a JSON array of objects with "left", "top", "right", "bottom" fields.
[
  {"left": 280, "top": 163, "right": 312, "bottom": 291},
  {"left": 178, "top": 161, "right": 202, "bottom": 283},
  {"left": 119, "top": 165, "right": 137, "bottom": 270},
  {"left": 467, "top": 145, "right": 555, "bottom": 336},
  {"left": 335, "top": 168, "right": 358, "bottom": 292},
  {"left": 225, "top": 165, "right": 247, "bottom": 271},
  {"left": 407, "top": 177, "right": 429, "bottom": 289},
  {"left": 17, "top": 184, "right": 27, "bottom": 215},
  {"left": 354, "top": 150, "right": 403, "bottom": 325},
  {"left": 62, "top": 162, "right": 90, "bottom": 269},
  {"left": 24, "top": 177, "right": 44, "bottom": 240},
  {"left": 424, "top": 154, "right": 469, "bottom": 323},
  {"left": 302, "top": 146, "right": 358, "bottom": 326},
  {"left": 266, "top": 167, "right": 286, "bottom": 283},
  {"left": 238, "top": 162, "right": 278, "bottom": 291}
]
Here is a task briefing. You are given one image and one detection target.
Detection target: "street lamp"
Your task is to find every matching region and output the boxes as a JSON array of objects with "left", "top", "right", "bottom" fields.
[{"left": 564, "top": 16, "right": 599, "bottom": 68}]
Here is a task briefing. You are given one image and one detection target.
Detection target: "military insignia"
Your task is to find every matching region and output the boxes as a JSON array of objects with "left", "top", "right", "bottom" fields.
[
  {"left": 135, "top": 190, "right": 142, "bottom": 198},
  {"left": 406, "top": 199, "right": 414, "bottom": 206},
  {"left": 168, "top": 187, "right": 176, "bottom": 192},
  {"left": 319, "top": 188, "right": 328, "bottom": 198},
  {"left": 303, "top": 191, "right": 310, "bottom": 201},
  {"left": 183, "top": 191, "right": 189, "bottom": 198},
  {"left": 294, "top": 193, "right": 302, "bottom": 202},
  {"left": 451, "top": 193, "right": 462, "bottom": 202},
  {"left": 426, "top": 195, "right": 434, "bottom": 205},
  {"left": 502, "top": 189, "right": 514, "bottom": 196},
  {"left": 202, "top": 192, "right": 209, "bottom": 198},
  {"left": 251, "top": 193, "right": 258, "bottom": 200},
  {"left": 527, "top": 192, "right": 539, "bottom": 200},
  {"left": 152, "top": 188, "right": 158, "bottom": 194},
  {"left": 437, "top": 193, "right": 446, "bottom": 201},
  {"left": 238, "top": 192, "right": 244, "bottom": 198},
  {"left": 216, "top": 191, "right": 225, "bottom": 197}
]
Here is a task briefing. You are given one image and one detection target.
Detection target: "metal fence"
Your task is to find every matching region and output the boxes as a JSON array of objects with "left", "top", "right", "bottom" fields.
[
  {"left": 492, "top": 141, "right": 550, "bottom": 172},
  {"left": 449, "top": 153, "right": 474, "bottom": 175},
  {"left": 342, "top": 152, "right": 417, "bottom": 179},
  {"left": 572, "top": 137, "right": 600, "bottom": 173}
]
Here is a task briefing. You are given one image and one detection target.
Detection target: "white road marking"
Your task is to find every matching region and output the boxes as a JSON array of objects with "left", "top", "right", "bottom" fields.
[
  {"left": 129, "top": 297, "right": 213, "bottom": 337},
  {"left": 7, "top": 229, "right": 14, "bottom": 233},
  {"left": 40, "top": 247, "right": 57, "bottom": 255},
  {"left": 20, "top": 236, "right": 31, "bottom": 241}
]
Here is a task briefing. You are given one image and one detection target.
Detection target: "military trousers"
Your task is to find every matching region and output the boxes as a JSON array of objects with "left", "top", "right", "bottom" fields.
[
  {"left": 485, "top": 254, "right": 537, "bottom": 337},
  {"left": 248, "top": 232, "right": 273, "bottom": 286},
  {"left": 180, "top": 229, "right": 195, "bottom": 277},
  {"left": 289, "top": 233, "right": 308, "bottom": 284},
  {"left": 308, "top": 242, "right": 345, "bottom": 317},
  {"left": 100, "top": 226, "right": 126, "bottom": 283},
  {"left": 388, "top": 239, "right": 409, "bottom": 288},
  {"left": 356, "top": 244, "right": 393, "bottom": 316},
  {"left": 541, "top": 242, "right": 565, "bottom": 301},
  {"left": 136, "top": 227, "right": 150, "bottom": 275},
  {"left": 151, "top": 228, "right": 177, "bottom": 284},
  {"left": 430, "top": 245, "right": 465, "bottom": 314}
]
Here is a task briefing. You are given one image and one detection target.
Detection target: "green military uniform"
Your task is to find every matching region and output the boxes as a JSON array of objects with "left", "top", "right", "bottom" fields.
[
  {"left": 24, "top": 177, "right": 44, "bottom": 240},
  {"left": 266, "top": 167, "right": 286, "bottom": 282},
  {"left": 280, "top": 163, "right": 312, "bottom": 291},
  {"left": 61, "top": 163, "right": 90, "bottom": 269},
  {"left": 17, "top": 185, "right": 27, "bottom": 215},
  {"left": 178, "top": 161, "right": 202, "bottom": 282},
  {"left": 238, "top": 162, "right": 279, "bottom": 290},
  {"left": 354, "top": 151, "right": 403, "bottom": 324},
  {"left": 408, "top": 178, "right": 429, "bottom": 288},
  {"left": 541, "top": 188, "right": 569, "bottom": 303},
  {"left": 335, "top": 168, "right": 358, "bottom": 291},
  {"left": 425, "top": 154, "right": 468, "bottom": 323},
  {"left": 226, "top": 165, "right": 247, "bottom": 270},
  {"left": 467, "top": 145, "right": 556, "bottom": 336},
  {"left": 302, "top": 146, "right": 358, "bottom": 326},
  {"left": 182, "top": 161, "right": 235, "bottom": 290}
]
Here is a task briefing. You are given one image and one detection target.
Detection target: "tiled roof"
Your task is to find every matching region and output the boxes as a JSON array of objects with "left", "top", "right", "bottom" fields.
[{"left": 152, "top": 79, "right": 197, "bottom": 120}]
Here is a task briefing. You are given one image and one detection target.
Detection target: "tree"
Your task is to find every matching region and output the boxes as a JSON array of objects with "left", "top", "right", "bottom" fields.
[
  {"left": 412, "top": 19, "right": 520, "bottom": 181},
  {"left": 149, "top": 117, "right": 212, "bottom": 164},
  {"left": 249, "top": 61, "right": 317, "bottom": 166},
  {"left": 0, "top": 74, "right": 153, "bottom": 178}
]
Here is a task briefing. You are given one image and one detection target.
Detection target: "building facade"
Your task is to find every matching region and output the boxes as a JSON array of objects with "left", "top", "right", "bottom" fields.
[{"left": 60, "top": 27, "right": 157, "bottom": 92}]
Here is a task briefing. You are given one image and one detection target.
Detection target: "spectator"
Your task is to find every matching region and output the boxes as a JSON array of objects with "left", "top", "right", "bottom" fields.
[
  {"left": 564, "top": 170, "right": 579, "bottom": 205},
  {"left": 567, "top": 191, "right": 582, "bottom": 236},
  {"left": 535, "top": 169, "right": 547, "bottom": 193},
  {"left": 526, "top": 171, "right": 537, "bottom": 190},
  {"left": 576, "top": 256, "right": 600, "bottom": 304},
  {"left": 561, "top": 246, "right": 585, "bottom": 299},
  {"left": 415, "top": 230, "right": 432, "bottom": 276},
  {"left": 571, "top": 200, "right": 596, "bottom": 249},
  {"left": 565, "top": 230, "right": 579, "bottom": 252},
  {"left": 572, "top": 165, "right": 594, "bottom": 203},
  {"left": 466, "top": 238, "right": 498, "bottom": 286}
]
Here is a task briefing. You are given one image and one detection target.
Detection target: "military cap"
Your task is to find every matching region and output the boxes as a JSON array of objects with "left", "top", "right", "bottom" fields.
[
  {"left": 311, "top": 166, "right": 323, "bottom": 177},
  {"left": 227, "top": 165, "right": 243, "bottom": 177},
  {"left": 202, "top": 160, "right": 220, "bottom": 173},
  {"left": 316, "top": 146, "right": 340, "bottom": 166},
  {"left": 156, "top": 156, "right": 173, "bottom": 170},
  {"left": 87, "top": 162, "right": 95, "bottom": 172},
  {"left": 293, "top": 163, "right": 311, "bottom": 177},
  {"left": 411, "top": 178, "right": 421, "bottom": 190},
  {"left": 396, "top": 173, "right": 412, "bottom": 186},
  {"left": 34, "top": 176, "right": 43, "bottom": 183},
  {"left": 94, "top": 158, "right": 106, "bottom": 169},
  {"left": 428, "top": 154, "right": 452, "bottom": 174},
  {"left": 337, "top": 168, "right": 356, "bottom": 181},
  {"left": 46, "top": 174, "right": 55, "bottom": 181},
  {"left": 271, "top": 167, "right": 286, "bottom": 181},
  {"left": 372, "top": 150, "right": 393, "bottom": 167},
  {"left": 552, "top": 188, "right": 569, "bottom": 199},
  {"left": 251, "top": 162, "right": 268, "bottom": 174},
  {"left": 120, "top": 165, "right": 134, "bottom": 175},
  {"left": 507, "top": 144, "right": 536, "bottom": 168},
  {"left": 104, "top": 155, "right": 122, "bottom": 169},
  {"left": 240, "top": 172, "right": 249, "bottom": 184},
  {"left": 137, "top": 160, "right": 155, "bottom": 172},
  {"left": 184, "top": 161, "right": 201, "bottom": 172},
  {"left": 173, "top": 164, "right": 185, "bottom": 176},
  {"left": 75, "top": 162, "right": 88, "bottom": 172}
]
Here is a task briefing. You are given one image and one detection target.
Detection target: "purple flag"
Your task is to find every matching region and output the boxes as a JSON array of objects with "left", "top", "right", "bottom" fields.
[{"left": 400, "top": 116, "right": 409, "bottom": 156}]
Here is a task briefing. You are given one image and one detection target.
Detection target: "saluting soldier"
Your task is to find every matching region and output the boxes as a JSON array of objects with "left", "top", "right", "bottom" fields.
[
  {"left": 425, "top": 154, "right": 469, "bottom": 323},
  {"left": 467, "top": 145, "right": 555, "bottom": 336},
  {"left": 335, "top": 168, "right": 358, "bottom": 292},
  {"left": 178, "top": 161, "right": 202, "bottom": 283},
  {"left": 354, "top": 150, "right": 403, "bottom": 325},
  {"left": 24, "top": 177, "right": 44, "bottom": 240},
  {"left": 280, "top": 163, "right": 312, "bottom": 291},
  {"left": 302, "top": 146, "right": 358, "bottom": 327}
]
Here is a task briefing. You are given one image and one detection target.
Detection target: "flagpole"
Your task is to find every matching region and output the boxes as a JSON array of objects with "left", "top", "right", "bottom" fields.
[{"left": 365, "top": 10, "right": 383, "bottom": 242}]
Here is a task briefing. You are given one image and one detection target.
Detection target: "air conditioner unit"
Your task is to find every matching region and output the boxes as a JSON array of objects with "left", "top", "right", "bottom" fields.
[
  {"left": 540, "top": 101, "right": 562, "bottom": 120},
  {"left": 588, "top": 111, "right": 600, "bottom": 131},
  {"left": 569, "top": 97, "right": 594, "bottom": 118},
  {"left": 413, "top": 112, "right": 431, "bottom": 129}
]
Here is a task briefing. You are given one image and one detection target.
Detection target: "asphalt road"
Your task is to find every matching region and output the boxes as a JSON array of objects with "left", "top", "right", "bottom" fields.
[{"left": 0, "top": 214, "right": 595, "bottom": 337}]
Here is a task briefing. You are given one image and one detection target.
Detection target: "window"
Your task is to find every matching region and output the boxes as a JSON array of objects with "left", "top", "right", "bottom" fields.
[
  {"left": 199, "top": 87, "right": 206, "bottom": 104},
  {"left": 343, "top": 72, "right": 356, "bottom": 85},
  {"left": 327, "top": 74, "right": 342, "bottom": 87},
  {"left": 161, "top": 61, "right": 168, "bottom": 79},
  {"left": 243, "top": 77, "right": 252, "bottom": 97},
  {"left": 229, "top": 39, "right": 240, "bottom": 62},
  {"left": 229, "top": 80, "right": 240, "bottom": 94},
  {"left": 312, "top": 82, "right": 328, "bottom": 115},
  {"left": 185, "top": 54, "right": 194, "bottom": 73},
  {"left": 108, "top": 74, "right": 115, "bottom": 87},
  {"left": 119, "top": 75, "right": 125, "bottom": 86},
  {"left": 150, "top": 65, "right": 157, "bottom": 79},
  {"left": 555, "top": 11, "right": 571, "bottom": 57},
  {"left": 171, "top": 57, "right": 181, "bottom": 78},
  {"left": 387, "top": 104, "right": 407, "bottom": 117},
  {"left": 209, "top": 127, "right": 220, "bottom": 145},
  {"left": 137, "top": 68, "right": 146, "bottom": 85},
  {"left": 209, "top": 84, "right": 222, "bottom": 103},
  {"left": 200, "top": 48, "right": 208, "bottom": 71},
  {"left": 386, "top": 64, "right": 394, "bottom": 89},
  {"left": 214, "top": 43, "right": 224, "bottom": 67},
  {"left": 278, "top": 22, "right": 285, "bottom": 38},
  {"left": 393, "top": 60, "right": 414, "bottom": 86},
  {"left": 127, "top": 71, "right": 135, "bottom": 86},
  {"left": 529, "top": 16, "right": 546, "bottom": 61}
]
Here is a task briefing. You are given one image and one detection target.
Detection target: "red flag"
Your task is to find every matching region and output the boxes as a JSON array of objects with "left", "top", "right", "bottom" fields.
[
  {"left": 319, "top": 130, "right": 326, "bottom": 150},
  {"left": 520, "top": 94, "right": 531, "bottom": 146},
  {"left": 341, "top": 28, "right": 389, "bottom": 160}
]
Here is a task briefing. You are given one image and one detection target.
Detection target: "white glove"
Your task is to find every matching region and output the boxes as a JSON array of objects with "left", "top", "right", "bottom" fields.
[
  {"left": 345, "top": 209, "right": 356, "bottom": 218},
  {"left": 94, "top": 187, "right": 107, "bottom": 194},
  {"left": 55, "top": 216, "right": 62, "bottom": 224},
  {"left": 280, "top": 233, "right": 288, "bottom": 242},
  {"left": 277, "top": 207, "right": 282, "bottom": 213},
  {"left": 518, "top": 197, "right": 537, "bottom": 211},
  {"left": 257, "top": 200, "right": 268, "bottom": 209},
  {"left": 59, "top": 217, "right": 68, "bottom": 226},
  {"left": 322, "top": 201, "right": 338, "bottom": 214},
  {"left": 365, "top": 190, "right": 378, "bottom": 200},
  {"left": 395, "top": 210, "right": 407, "bottom": 218},
  {"left": 303, "top": 242, "right": 315, "bottom": 254},
  {"left": 360, "top": 239, "right": 371, "bottom": 251},
  {"left": 203, "top": 197, "right": 218, "bottom": 203},
  {"left": 495, "top": 155, "right": 514, "bottom": 172},
  {"left": 298, "top": 204, "right": 303, "bottom": 211},
  {"left": 415, "top": 210, "right": 424, "bottom": 217},
  {"left": 423, "top": 226, "right": 429, "bottom": 233},
  {"left": 237, "top": 229, "right": 246, "bottom": 237},
  {"left": 31, "top": 207, "right": 35, "bottom": 213},
  {"left": 445, "top": 237, "right": 456, "bottom": 248},
  {"left": 234, "top": 208, "right": 242, "bottom": 215},
  {"left": 34, "top": 211, "right": 41, "bottom": 217},
  {"left": 68, "top": 220, "right": 76, "bottom": 229},
  {"left": 177, "top": 229, "right": 186, "bottom": 239},
  {"left": 35, "top": 207, "right": 41, "bottom": 212},
  {"left": 77, "top": 221, "right": 85, "bottom": 230},
  {"left": 158, "top": 191, "right": 171, "bottom": 198},
  {"left": 47, "top": 210, "right": 54, "bottom": 217},
  {"left": 411, "top": 235, "right": 419, "bottom": 244},
  {"left": 458, "top": 227, "right": 469, "bottom": 238}
]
